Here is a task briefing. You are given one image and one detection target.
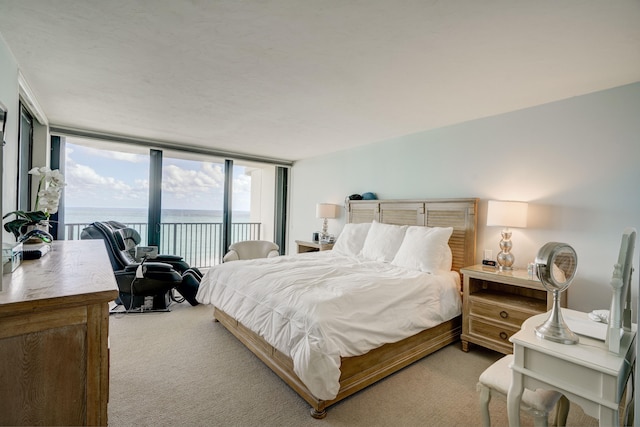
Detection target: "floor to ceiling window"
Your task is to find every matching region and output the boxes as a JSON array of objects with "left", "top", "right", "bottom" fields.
[
  {"left": 59, "top": 135, "right": 283, "bottom": 267},
  {"left": 159, "top": 149, "right": 227, "bottom": 267},
  {"left": 63, "top": 138, "right": 150, "bottom": 236}
]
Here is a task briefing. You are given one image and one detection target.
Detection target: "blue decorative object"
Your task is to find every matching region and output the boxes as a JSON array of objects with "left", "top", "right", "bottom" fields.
[{"left": 361, "top": 192, "right": 377, "bottom": 200}]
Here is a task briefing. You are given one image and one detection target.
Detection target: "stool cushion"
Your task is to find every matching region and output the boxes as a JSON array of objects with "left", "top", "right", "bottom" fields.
[{"left": 479, "top": 355, "right": 562, "bottom": 412}]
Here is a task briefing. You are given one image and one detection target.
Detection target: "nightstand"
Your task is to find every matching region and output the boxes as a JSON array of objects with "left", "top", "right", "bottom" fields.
[
  {"left": 460, "top": 265, "right": 566, "bottom": 354},
  {"left": 295, "top": 240, "right": 334, "bottom": 253}
]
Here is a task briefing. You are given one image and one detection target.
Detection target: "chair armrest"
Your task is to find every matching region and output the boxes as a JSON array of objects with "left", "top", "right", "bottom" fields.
[
  {"left": 114, "top": 264, "right": 181, "bottom": 295},
  {"left": 123, "top": 262, "right": 175, "bottom": 273},
  {"left": 223, "top": 250, "right": 239, "bottom": 262},
  {"left": 123, "top": 264, "right": 140, "bottom": 272},
  {"left": 154, "top": 255, "right": 189, "bottom": 273}
]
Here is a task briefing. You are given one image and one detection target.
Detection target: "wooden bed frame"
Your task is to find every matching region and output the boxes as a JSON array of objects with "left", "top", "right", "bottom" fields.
[{"left": 212, "top": 198, "right": 478, "bottom": 418}]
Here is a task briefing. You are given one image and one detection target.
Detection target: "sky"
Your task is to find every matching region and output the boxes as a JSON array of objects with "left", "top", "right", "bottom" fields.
[{"left": 64, "top": 141, "right": 252, "bottom": 211}]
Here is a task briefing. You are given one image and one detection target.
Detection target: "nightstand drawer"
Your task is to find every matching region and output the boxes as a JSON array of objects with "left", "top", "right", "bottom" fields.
[
  {"left": 469, "top": 296, "right": 532, "bottom": 328},
  {"left": 468, "top": 316, "right": 519, "bottom": 347}
]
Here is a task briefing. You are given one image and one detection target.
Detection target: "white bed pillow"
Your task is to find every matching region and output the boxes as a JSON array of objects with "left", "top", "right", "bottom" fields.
[
  {"left": 332, "top": 222, "right": 372, "bottom": 257},
  {"left": 391, "top": 226, "right": 454, "bottom": 273},
  {"left": 360, "top": 221, "right": 408, "bottom": 262},
  {"left": 441, "top": 243, "right": 453, "bottom": 272}
]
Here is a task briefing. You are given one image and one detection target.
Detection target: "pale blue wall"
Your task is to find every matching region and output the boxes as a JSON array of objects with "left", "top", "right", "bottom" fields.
[{"left": 290, "top": 83, "right": 640, "bottom": 311}]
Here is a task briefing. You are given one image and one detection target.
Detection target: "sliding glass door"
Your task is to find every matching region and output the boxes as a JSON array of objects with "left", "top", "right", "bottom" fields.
[{"left": 159, "top": 149, "right": 227, "bottom": 267}]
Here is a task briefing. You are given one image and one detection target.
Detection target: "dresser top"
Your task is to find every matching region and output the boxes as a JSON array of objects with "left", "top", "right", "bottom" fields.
[
  {"left": 511, "top": 309, "right": 636, "bottom": 373},
  {"left": 0, "top": 240, "right": 118, "bottom": 314}
]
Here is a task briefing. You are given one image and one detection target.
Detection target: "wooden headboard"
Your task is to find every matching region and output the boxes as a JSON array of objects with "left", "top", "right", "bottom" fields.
[{"left": 346, "top": 198, "right": 478, "bottom": 274}]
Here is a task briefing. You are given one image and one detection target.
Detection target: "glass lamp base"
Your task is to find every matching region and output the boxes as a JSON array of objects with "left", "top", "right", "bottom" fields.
[{"left": 497, "top": 229, "right": 514, "bottom": 270}]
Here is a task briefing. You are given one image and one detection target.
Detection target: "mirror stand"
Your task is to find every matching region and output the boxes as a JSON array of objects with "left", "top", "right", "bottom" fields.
[
  {"left": 534, "top": 242, "right": 579, "bottom": 345},
  {"left": 535, "top": 288, "right": 579, "bottom": 344}
]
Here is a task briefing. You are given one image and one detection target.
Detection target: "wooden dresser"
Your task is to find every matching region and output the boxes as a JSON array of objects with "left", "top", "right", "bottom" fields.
[{"left": 0, "top": 240, "right": 118, "bottom": 426}]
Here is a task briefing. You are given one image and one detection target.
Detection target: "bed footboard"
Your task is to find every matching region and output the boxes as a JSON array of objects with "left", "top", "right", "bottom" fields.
[{"left": 213, "top": 307, "right": 461, "bottom": 418}]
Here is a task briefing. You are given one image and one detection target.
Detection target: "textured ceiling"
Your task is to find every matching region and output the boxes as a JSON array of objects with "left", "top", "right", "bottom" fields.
[{"left": 0, "top": 1, "right": 639, "bottom": 162}]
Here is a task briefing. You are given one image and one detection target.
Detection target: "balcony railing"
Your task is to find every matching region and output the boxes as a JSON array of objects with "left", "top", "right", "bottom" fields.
[{"left": 64, "top": 222, "right": 261, "bottom": 268}]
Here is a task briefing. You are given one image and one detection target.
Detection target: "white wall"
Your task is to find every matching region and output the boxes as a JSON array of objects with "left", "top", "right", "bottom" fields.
[
  {"left": 0, "top": 34, "right": 20, "bottom": 245},
  {"left": 247, "top": 165, "right": 276, "bottom": 242},
  {"left": 1, "top": 36, "right": 51, "bottom": 247},
  {"left": 290, "top": 82, "right": 640, "bottom": 312}
]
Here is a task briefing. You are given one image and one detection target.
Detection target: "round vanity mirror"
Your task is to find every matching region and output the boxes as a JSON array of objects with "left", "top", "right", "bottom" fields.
[{"left": 534, "top": 242, "right": 579, "bottom": 344}]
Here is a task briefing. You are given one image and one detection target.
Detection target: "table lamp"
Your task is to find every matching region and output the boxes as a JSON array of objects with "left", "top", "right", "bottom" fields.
[
  {"left": 486, "top": 200, "right": 528, "bottom": 271},
  {"left": 316, "top": 203, "right": 338, "bottom": 242}
]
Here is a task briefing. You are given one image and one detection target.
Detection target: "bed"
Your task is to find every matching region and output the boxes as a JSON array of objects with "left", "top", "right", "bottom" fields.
[{"left": 196, "top": 198, "right": 478, "bottom": 418}]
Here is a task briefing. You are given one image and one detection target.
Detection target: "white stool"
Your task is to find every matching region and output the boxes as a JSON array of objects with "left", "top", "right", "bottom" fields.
[{"left": 478, "top": 355, "right": 570, "bottom": 427}]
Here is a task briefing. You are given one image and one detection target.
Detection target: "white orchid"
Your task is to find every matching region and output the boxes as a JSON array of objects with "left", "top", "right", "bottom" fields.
[
  {"left": 29, "top": 166, "right": 66, "bottom": 216},
  {"left": 3, "top": 166, "right": 66, "bottom": 240}
]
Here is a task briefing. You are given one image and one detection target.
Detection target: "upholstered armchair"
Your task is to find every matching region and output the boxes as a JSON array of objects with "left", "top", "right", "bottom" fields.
[{"left": 223, "top": 240, "right": 280, "bottom": 262}]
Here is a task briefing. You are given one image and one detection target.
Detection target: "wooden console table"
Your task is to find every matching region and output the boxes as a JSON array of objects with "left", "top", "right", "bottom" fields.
[{"left": 0, "top": 240, "right": 118, "bottom": 426}]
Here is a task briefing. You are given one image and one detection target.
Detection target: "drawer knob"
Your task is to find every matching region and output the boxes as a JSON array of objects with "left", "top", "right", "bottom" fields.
[
  {"left": 499, "top": 310, "right": 509, "bottom": 319},
  {"left": 499, "top": 331, "right": 508, "bottom": 340}
]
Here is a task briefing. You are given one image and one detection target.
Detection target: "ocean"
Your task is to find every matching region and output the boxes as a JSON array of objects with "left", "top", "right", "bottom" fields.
[{"left": 64, "top": 207, "right": 251, "bottom": 225}]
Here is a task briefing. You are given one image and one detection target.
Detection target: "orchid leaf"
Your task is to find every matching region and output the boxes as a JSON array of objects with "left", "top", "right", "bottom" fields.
[{"left": 3, "top": 210, "right": 50, "bottom": 239}]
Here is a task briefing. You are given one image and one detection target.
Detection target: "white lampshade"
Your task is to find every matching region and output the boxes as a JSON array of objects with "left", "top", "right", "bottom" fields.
[
  {"left": 486, "top": 200, "right": 528, "bottom": 228},
  {"left": 316, "top": 203, "right": 338, "bottom": 219}
]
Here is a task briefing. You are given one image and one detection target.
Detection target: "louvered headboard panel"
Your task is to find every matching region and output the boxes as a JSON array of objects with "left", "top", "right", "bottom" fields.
[{"left": 347, "top": 198, "right": 478, "bottom": 274}]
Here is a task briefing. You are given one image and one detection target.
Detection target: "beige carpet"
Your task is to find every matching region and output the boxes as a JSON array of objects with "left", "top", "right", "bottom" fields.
[{"left": 108, "top": 302, "right": 598, "bottom": 426}]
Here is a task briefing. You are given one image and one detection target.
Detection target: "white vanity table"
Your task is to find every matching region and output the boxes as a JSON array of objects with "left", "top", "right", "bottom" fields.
[{"left": 508, "top": 309, "right": 636, "bottom": 427}]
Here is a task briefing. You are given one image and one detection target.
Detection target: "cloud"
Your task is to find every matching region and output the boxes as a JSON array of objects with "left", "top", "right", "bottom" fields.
[
  {"left": 65, "top": 157, "right": 148, "bottom": 207},
  {"left": 233, "top": 172, "right": 251, "bottom": 193},
  {"left": 64, "top": 142, "right": 252, "bottom": 211},
  {"left": 68, "top": 163, "right": 129, "bottom": 189},
  {"left": 161, "top": 163, "right": 226, "bottom": 202}
]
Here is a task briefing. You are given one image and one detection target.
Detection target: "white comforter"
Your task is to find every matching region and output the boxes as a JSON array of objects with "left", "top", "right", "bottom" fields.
[{"left": 196, "top": 251, "right": 461, "bottom": 400}]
